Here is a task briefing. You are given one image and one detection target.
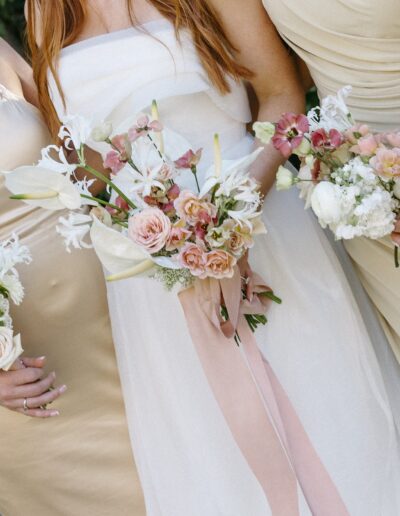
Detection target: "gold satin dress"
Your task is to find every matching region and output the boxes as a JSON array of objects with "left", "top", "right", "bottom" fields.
[
  {"left": 0, "top": 86, "right": 145, "bottom": 515},
  {"left": 262, "top": 0, "right": 400, "bottom": 362}
]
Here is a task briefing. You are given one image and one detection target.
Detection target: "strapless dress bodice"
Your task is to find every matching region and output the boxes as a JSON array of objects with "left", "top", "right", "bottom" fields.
[
  {"left": 49, "top": 19, "right": 252, "bottom": 173},
  {"left": 263, "top": 0, "right": 400, "bottom": 131}
]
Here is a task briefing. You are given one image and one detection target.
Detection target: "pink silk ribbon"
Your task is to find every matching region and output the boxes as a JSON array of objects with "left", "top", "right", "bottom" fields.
[{"left": 179, "top": 262, "right": 349, "bottom": 515}]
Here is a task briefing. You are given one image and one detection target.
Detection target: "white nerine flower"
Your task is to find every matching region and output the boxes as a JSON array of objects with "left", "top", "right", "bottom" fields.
[
  {"left": 0, "top": 274, "right": 24, "bottom": 305},
  {"left": 0, "top": 234, "right": 31, "bottom": 275},
  {"left": 38, "top": 145, "right": 77, "bottom": 175},
  {"left": 56, "top": 212, "right": 93, "bottom": 253},
  {"left": 59, "top": 114, "right": 93, "bottom": 150},
  {"left": 0, "top": 328, "right": 23, "bottom": 371},
  {"left": 253, "top": 121, "right": 275, "bottom": 145},
  {"left": 4, "top": 166, "right": 82, "bottom": 210},
  {"left": 72, "top": 176, "right": 97, "bottom": 206},
  {"left": 91, "top": 121, "right": 113, "bottom": 142},
  {"left": 308, "top": 86, "right": 353, "bottom": 133},
  {"left": 276, "top": 166, "right": 294, "bottom": 191}
]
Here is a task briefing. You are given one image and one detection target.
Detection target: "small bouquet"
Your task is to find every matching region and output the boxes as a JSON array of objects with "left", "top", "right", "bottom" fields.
[
  {"left": 254, "top": 86, "right": 400, "bottom": 266},
  {"left": 0, "top": 235, "right": 31, "bottom": 371},
  {"left": 3, "top": 102, "right": 279, "bottom": 335}
]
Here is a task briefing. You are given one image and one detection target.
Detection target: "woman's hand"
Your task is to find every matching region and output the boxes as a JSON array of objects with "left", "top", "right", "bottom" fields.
[{"left": 0, "top": 356, "right": 67, "bottom": 418}]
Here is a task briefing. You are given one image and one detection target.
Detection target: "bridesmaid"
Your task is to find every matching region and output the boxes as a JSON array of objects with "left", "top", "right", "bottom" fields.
[
  {"left": 261, "top": 0, "right": 400, "bottom": 365},
  {"left": 0, "top": 38, "right": 145, "bottom": 516}
]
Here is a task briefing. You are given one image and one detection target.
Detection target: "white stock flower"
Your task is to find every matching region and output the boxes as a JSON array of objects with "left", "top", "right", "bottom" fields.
[
  {"left": 4, "top": 166, "right": 82, "bottom": 210},
  {"left": 38, "top": 145, "right": 77, "bottom": 175},
  {"left": 59, "top": 114, "right": 93, "bottom": 150},
  {"left": 91, "top": 121, "right": 113, "bottom": 142},
  {"left": 56, "top": 212, "right": 93, "bottom": 253},
  {"left": 276, "top": 166, "right": 294, "bottom": 191},
  {"left": 0, "top": 328, "right": 23, "bottom": 371},
  {"left": 253, "top": 121, "right": 275, "bottom": 145},
  {"left": 0, "top": 274, "right": 24, "bottom": 305},
  {"left": 311, "top": 182, "right": 343, "bottom": 226}
]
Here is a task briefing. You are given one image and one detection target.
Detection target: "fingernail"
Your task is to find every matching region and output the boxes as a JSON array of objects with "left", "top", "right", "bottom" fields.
[
  {"left": 51, "top": 371, "right": 56, "bottom": 378},
  {"left": 59, "top": 385, "right": 67, "bottom": 394},
  {"left": 50, "top": 411, "right": 60, "bottom": 417},
  {"left": 38, "top": 356, "right": 46, "bottom": 360}
]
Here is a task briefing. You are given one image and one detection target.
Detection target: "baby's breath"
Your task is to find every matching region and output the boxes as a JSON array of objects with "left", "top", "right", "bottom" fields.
[{"left": 151, "top": 266, "right": 194, "bottom": 291}]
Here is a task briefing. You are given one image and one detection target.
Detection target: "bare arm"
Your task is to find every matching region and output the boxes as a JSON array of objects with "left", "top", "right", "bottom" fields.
[{"left": 208, "top": 0, "right": 305, "bottom": 195}]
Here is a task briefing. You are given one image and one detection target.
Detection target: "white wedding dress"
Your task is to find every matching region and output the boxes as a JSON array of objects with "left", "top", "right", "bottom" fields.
[{"left": 49, "top": 19, "right": 400, "bottom": 516}]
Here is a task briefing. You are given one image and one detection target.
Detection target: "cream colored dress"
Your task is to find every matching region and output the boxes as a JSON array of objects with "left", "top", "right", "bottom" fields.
[
  {"left": 262, "top": 1, "right": 400, "bottom": 360},
  {"left": 0, "top": 85, "right": 145, "bottom": 515}
]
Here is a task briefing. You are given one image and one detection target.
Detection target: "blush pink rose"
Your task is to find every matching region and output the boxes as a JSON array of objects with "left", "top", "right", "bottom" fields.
[
  {"left": 174, "top": 190, "right": 217, "bottom": 226},
  {"left": 351, "top": 134, "right": 379, "bottom": 156},
  {"left": 384, "top": 132, "right": 400, "bottom": 148},
  {"left": 205, "top": 250, "right": 236, "bottom": 279},
  {"left": 370, "top": 148, "right": 400, "bottom": 178},
  {"left": 178, "top": 243, "right": 207, "bottom": 277},
  {"left": 128, "top": 207, "right": 171, "bottom": 254}
]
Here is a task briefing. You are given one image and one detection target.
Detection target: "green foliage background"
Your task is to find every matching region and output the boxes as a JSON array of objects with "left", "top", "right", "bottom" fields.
[{"left": 0, "top": 0, "right": 25, "bottom": 50}]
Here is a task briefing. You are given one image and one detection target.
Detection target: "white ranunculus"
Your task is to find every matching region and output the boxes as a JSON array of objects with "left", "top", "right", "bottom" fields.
[
  {"left": 276, "top": 166, "right": 294, "bottom": 191},
  {"left": 91, "top": 121, "right": 113, "bottom": 142},
  {"left": 0, "top": 328, "right": 23, "bottom": 371},
  {"left": 0, "top": 274, "right": 24, "bottom": 305},
  {"left": 311, "top": 182, "right": 343, "bottom": 226},
  {"left": 4, "top": 166, "right": 82, "bottom": 210},
  {"left": 253, "top": 121, "right": 275, "bottom": 145}
]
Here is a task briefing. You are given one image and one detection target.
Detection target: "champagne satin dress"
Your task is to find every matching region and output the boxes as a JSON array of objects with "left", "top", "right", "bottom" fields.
[
  {"left": 0, "top": 85, "right": 145, "bottom": 515},
  {"left": 262, "top": 0, "right": 400, "bottom": 363}
]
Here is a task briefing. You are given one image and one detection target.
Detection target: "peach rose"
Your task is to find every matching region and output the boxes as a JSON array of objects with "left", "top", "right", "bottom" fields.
[
  {"left": 205, "top": 250, "right": 236, "bottom": 279},
  {"left": 166, "top": 226, "right": 192, "bottom": 251},
  {"left": 174, "top": 190, "right": 217, "bottom": 226},
  {"left": 128, "top": 207, "right": 171, "bottom": 254},
  {"left": 178, "top": 243, "right": 207, "bottom": 277}
]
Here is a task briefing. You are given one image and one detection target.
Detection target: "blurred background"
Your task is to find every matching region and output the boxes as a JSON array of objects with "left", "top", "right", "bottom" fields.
[{"left": 0, "top": 0, "right": 25, "bottom": 52}]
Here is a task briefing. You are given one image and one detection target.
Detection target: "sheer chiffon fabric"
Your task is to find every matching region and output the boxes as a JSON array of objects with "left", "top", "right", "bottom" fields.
[{"left": 49, "top": 19, "right": 400, "bottom": 515}]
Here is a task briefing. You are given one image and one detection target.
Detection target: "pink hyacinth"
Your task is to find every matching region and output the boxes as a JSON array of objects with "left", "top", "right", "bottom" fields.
[
  {"left": 351, "top": 134, "right": 379, "bottom": 156},
  {"left": 103, "top": 150, "right": 125, "bottom": 174},
  {"left": 128, "top": 115, "right": 163, "bottom": 142},
  {"left": 272, "top": 113, "right": 310, "bottom": 158},
  {"left": 174, "top": 149, "right": 203, "bottom": 169},
  {"left": 311, "top": 128, "right": 343, "bottom": 152}
]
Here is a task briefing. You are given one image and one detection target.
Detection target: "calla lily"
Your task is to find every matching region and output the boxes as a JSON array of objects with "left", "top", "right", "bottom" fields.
[{"left": 4, "top": 166, "right": 82, "bottom": 210}]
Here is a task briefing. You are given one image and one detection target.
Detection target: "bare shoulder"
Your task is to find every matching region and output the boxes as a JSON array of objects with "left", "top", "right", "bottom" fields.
[{"left": 0, "top": 55, "right": 23, "bottom": 96}]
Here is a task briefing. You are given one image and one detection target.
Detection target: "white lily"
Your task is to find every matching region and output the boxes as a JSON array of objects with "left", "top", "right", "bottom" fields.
[
  {"left": 56, "top": 212, "right": 93, "bottom": 253},
  {"left": 4, "top": 166, "right": 82, "bottom": 210},
  {"left": 38, "top": 144, "right": 78, "bottom": 175},
  {"left": 59, "top": 114, "right": 93, "bottom": 151}
]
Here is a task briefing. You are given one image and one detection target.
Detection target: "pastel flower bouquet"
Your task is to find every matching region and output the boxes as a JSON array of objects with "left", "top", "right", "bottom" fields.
[
  {"left": 0, "top": 235, "right": 31, "bottom": 371},
  {"left": 3, "top": 102, "right": 279, "bottom": 336},
  {"left": 254, "top": 87, "right": 400, "bottom": 266}
]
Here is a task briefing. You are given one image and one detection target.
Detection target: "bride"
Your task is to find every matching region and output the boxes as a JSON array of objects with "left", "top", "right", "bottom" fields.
[{"left": 26, "top": 0, "right": 400, "bottom": 514}]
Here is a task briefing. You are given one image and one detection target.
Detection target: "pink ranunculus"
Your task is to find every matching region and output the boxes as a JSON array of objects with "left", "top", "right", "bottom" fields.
[
  {"left": 205, "top": 250, "right": 237, "bottom": 279},
  {"left": 271, "top": 113, "right": 310, "bottom": 158},
  {"left": 103, "top": 150, "right": 125, "bottom": 174},
  {"left": 311, "top": 128, "right": 343, "bottom": 152},
  {"left": 174, "top": 190, "right": 217, "bottom": 226},
  {"left": 351, "top": 134, "right": 379, "bottom": 156},
  {"left": 344, "top": 124, "right": 371, "bottom": 144},
  {"left": 128, "top": 115, "right": 163, "bottom": 142},
  {"left": 370, "top": 148, "right": 400, "bottom": 178},
  {"left": 166, "top": 226, "right": 192, "bottom": 251},
  {"left": 178, "top": 243, "right": 207, "bottom": 277},
  {"left": 174, "top": 149, "right": 203, "bottom": 169},
  {"left": 128, "top": 207, "right": 171, "bottom": 254},
  {"left": 384, "top": 132, "right": 400, "bottom": 148}
]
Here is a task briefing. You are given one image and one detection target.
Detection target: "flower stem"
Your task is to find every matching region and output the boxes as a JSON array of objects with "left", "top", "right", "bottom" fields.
[
  {"left": 395, "top": 246, "right": 399, "bottom": 268},
  {"left": 80, "top": 194, "right": 124, "bottom": 213},
  {"left": 83, "top": 165, "right": 136, "bottom": 210},
  {"left": 191, "top": 166, "right": 201, "bottom": 194}
]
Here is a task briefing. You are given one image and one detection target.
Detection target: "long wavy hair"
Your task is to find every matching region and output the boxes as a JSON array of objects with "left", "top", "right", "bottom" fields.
[{"left": 26, "top": 0, "right": 251, "bottom": 139}]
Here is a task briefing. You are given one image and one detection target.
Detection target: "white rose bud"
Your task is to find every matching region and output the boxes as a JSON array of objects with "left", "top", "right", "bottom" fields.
[
  {"left": 293, "top": 137, "right": 311, "bottom": 157},
  {"left": 0, "top": 328, "right": 23, "bottom": 371},
  {"left": 311, "top": 182, "right": 342, "bottom": 225},
  {"left": 393, "top": 180, "right": 400, "bottom": 199},
  {"left": 253, "top": 121, "right": 275, "bottom": 145},
  {"left": 91, "top": 121, "right": 113, "bottom": 142},
  {"left": 276, "top": 166, "right": 294, "bottom": 191}
]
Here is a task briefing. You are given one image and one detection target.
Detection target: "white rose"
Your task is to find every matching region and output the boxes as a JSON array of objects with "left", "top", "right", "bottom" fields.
[
  {"left": 0, "top": 328, "right": 23, "bottom": 371},
  {"left": 91, "top": 121, "right": 113, "bottom": 142},
  {"left": 276, "top": 166, "right": 294, "bottom": 191},
  {"left": 253, "top": 121, "right": 275, "bottom": 145},
  {"left": 311, "top": 182, "right": 343, "bottom": 226}
]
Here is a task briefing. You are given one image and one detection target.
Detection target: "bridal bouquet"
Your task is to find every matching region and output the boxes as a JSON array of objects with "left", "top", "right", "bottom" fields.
[
  {"left": 0, "top": 235, "right": 31, "bottom": 370},
  {"left": 254, "top": 86, "right": 400, "bottom": 265},
  {"left": 3, "top": 103, "right": 278, "bottom": 335}
]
